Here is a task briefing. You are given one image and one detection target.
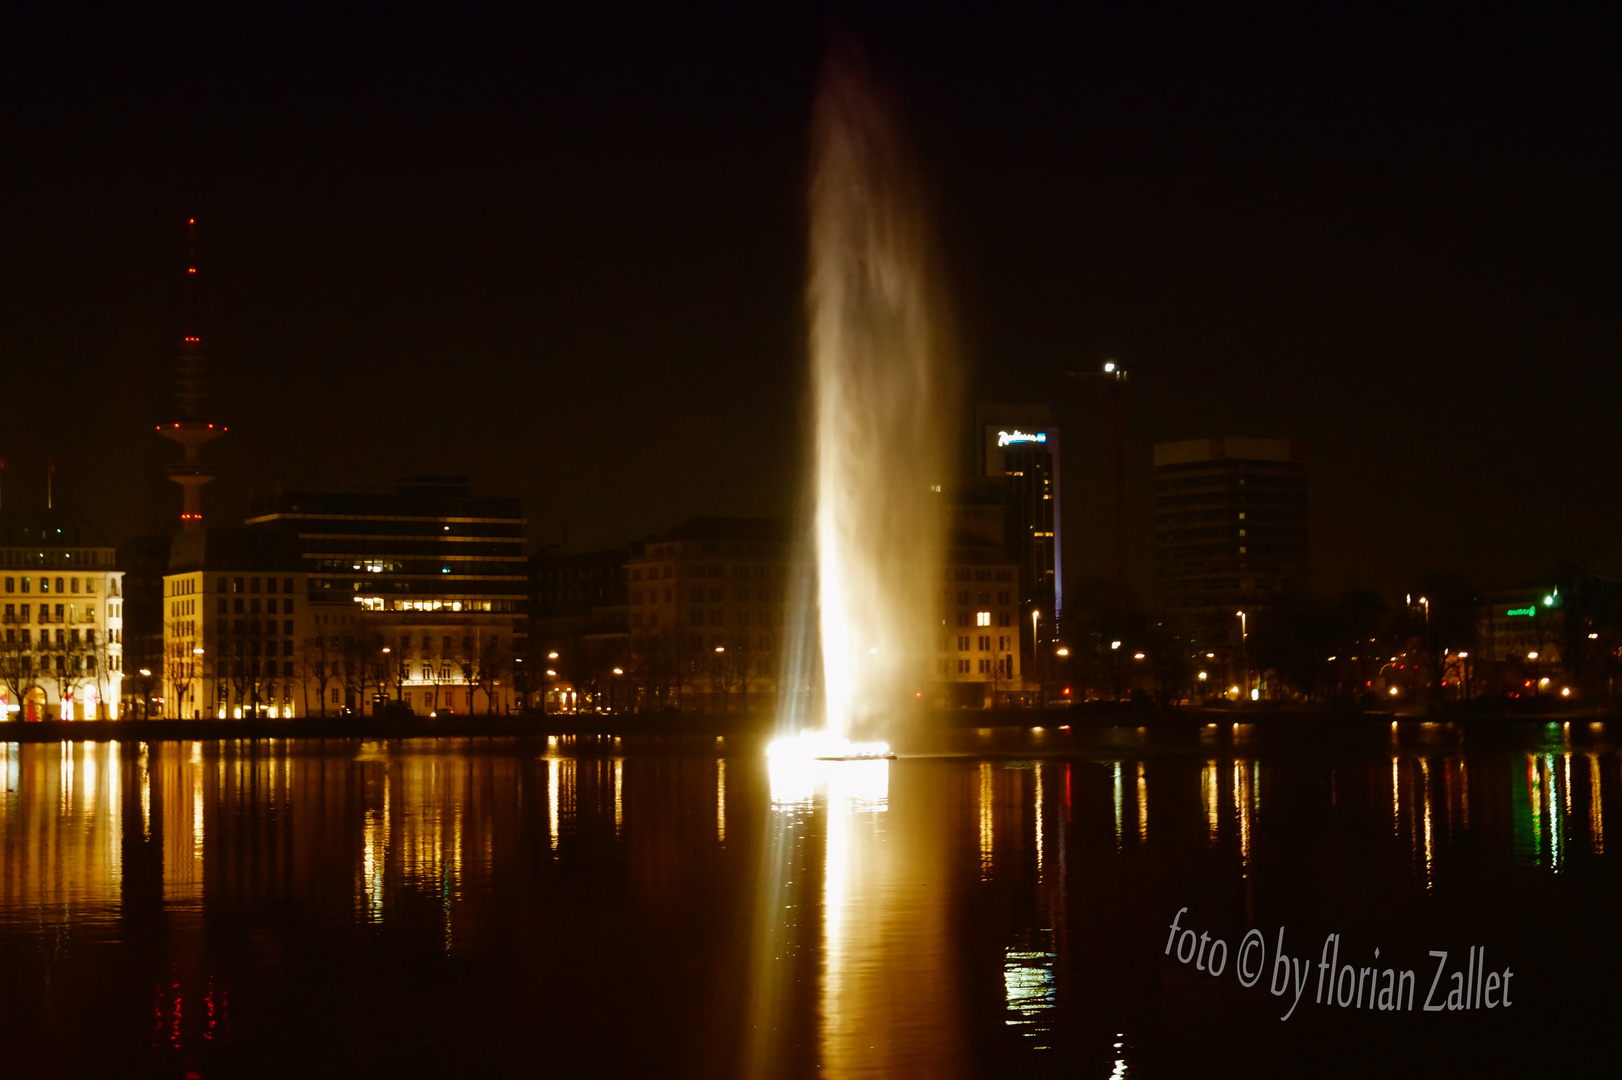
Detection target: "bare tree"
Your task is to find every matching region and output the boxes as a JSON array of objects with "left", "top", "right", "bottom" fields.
[
  {"left": 38, "top": 631, "right": 90, "bottom": 720},
  {"left": 341, "top": 629, "right": 389, "bottom": 717},
  {"left": 163, "top": 622, "right": 202, "bottom": 719},
  {"left": 302, "top": 631, "right": 340, "bottom": 719},
  {"left": 0, "top": 626, "right": 39, "bottom": 721},
  {"left": 470, "top": 634, "right": 508, "bottom": 714}
]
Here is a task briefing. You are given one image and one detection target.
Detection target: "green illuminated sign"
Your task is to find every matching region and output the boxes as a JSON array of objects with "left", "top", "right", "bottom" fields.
[{"left": 1506, "top": 607, "right": 1537, "bottom": 617}]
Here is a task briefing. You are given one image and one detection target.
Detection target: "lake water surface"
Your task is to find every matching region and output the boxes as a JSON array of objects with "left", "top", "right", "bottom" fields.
[{"left": 1, "top": 722, "right": 1616, "bottom": 1077}]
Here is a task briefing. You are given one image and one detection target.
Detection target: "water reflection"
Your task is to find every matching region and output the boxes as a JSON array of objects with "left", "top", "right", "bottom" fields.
[
  {"left": 0, "top": 734, "right": 1614, "bottom": 1077},
  {"left": 757, "top": 755, "right": 964, "bottom": 1078}
]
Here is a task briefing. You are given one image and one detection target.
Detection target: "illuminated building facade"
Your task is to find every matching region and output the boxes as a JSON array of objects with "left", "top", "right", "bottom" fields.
[
  {"left": 1152, "top": 437, "right": 1308, "bottom": 654},
  {"left": 624, "top": 517, "right": 807, "bottom": 711},
  {"left": 162, "top": 528, "right": 314, "bottom": 718},
  {"left": 940, "top": 500, "right": 1025, "bottom": 707},
  {"left": 0, "top": 516, "right": 124, "bottom": 720},
  {"left": 975, "top": 404, "right": 1061, "bottom": 648},
  {"left": 243, "top": 477, "right": 526, "bottom": 714}
]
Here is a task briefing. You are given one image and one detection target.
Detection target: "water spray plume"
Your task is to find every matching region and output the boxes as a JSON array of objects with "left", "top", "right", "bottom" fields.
[{"left": 794, "top": 42, "right": 956, "bottom": 753}]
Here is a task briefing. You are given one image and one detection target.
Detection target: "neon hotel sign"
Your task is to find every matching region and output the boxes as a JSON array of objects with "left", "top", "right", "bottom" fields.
[{"left": 997, "top": 430, "right": 1047, "bottom": 446}]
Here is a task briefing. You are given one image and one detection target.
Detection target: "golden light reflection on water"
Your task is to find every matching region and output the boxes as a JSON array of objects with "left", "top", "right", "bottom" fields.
[
  {"left": 1202, "top": 760, "right": 1219, "bottom": 843},
  {"left": 754, "top": 755, "right": 965, "bottom": 1078},
  {"left": 0, "top": 741, "right": 123, "bottom": 923},
  {"left": 978, "top": 761, "right": 994, "bottom": 880},
  {"left": 1112, "top": 761, "right": 1123, "bottom": 850},
  {"left": 1420, "top": 758, "right": 1434, "bottom": 890},
  {"left": 1136, "top": 761, "right": 1148, "bottom": 842},
  {"left": 1233, "top": 760, "right": 1255, "bottom": 873},
  {"left": 717, "top": 758, "right": 727, "bottom": 844},
  {"left": 1034, "top": 761, "right": 1044, "bottom": 878},
  {"left": 614, "top": 757, "right": 623, "bottom": 835},
  {"left": 1590, "top": 752, "right": 1604, "bottom": 854}
]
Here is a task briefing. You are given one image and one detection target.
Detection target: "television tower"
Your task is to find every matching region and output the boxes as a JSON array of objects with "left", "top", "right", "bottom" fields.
[{"left": 159, "top": 217, "right": 225, "bottom": 531}]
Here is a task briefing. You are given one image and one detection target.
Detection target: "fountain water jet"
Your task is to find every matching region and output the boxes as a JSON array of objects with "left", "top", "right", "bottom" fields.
[{"left": 803, "top": 46, "right": 957, "bottom": 749}]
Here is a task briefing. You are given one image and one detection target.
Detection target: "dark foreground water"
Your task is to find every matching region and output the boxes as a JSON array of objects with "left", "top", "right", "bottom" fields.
[{"left": 1, "top": 721, "right": 1617, "bottom": 1078}]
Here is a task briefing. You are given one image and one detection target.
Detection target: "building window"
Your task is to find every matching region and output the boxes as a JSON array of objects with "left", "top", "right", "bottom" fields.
[
  {"left": 998, "top": 613, "right": 1011, "bottom": 627},
  {"left": 2, "top": 579, "right": 9, "bottom": 593},
  {"left": 956, "top": 590, "right": 969, "bottom": 604},
  {"left": 956, "top": 612, "right": 970, "bottom": 627},
  {"left": 40, "top": 578, "right": 49, "bottom": 594},
  {"left": 976, "top": 611, "right": 991, "bottom": 627},
  {"left": 997, "top": 591, "right": 1009, "bottom": 604},
  {"left": 978, "top": 658, "right": 991, "bottom": 674},
  {"left": 958, "top": 659, "right": 971, "bottom": 674},
  {"left": 978, "top": 636, "right": 990, "bottom": 651}
]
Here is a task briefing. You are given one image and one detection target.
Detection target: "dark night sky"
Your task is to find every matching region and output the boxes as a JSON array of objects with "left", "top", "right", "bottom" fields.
[{"left": 1, "top": 2, "right": 1616, "bottom": 604}]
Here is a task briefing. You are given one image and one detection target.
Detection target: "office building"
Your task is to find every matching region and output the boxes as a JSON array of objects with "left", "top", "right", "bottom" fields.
[
  {"left": 242, "top": 476, "right": 527, "bottom": 714},
  {"left": 974, "top": 403, "right": 1061, "bottom": 638},
  {"left": 1153, "top": 437, "right": 1308, "bottom": 657}
]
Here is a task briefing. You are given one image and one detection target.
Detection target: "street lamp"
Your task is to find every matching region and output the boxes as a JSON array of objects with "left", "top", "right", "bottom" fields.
[
  {"left": 138, "top": 668, "right": 152, "bottom": 721},
  {"left": 1031, "top": 608, "right": 1041, "bottom": 682},
  {"left": 1236, "top": 611, "right": 1248, "bottom": 703}
]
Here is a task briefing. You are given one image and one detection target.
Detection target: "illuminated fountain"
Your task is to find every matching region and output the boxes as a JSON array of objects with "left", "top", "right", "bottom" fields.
[{"left": 773, "top": 43, "right": 955, "bottom": 762}]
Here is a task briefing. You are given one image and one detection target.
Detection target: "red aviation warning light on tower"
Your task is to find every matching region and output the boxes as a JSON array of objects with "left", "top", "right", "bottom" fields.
[{"left": 159, "top": 217, "right": 225, "bottom": 531}]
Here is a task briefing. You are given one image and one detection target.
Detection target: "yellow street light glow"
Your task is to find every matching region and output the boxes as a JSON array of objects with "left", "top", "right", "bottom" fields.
[
  {"left": 612, "top": 667, "right": 624, "bottom": 675},
  {"left": 1539, "top": 677, "right": 1550, "bottom": 686},
  {"left": 1528, "top": 651, "right": 1539, "bottom": 660},
  {"left": 1197, "top": 671, "right": 1208, "bottom": 681},
  {"left": 1389, "top": 686, "right": 1400, "bottom": 696},
  {"left": 715, "top": 646, "right": 725, "bottom": 653},
  {"left": 1206, "top": 652, "right": 1214, "bottom": 658},
  {"left": 1133, "top": 652, "right": 1145, "bottom": 660},
  {"left": 545, "top": 670, "right": 557, "bottom": 677},
  {"left": 139, "top": 668, "right": 151, "bottom": 677},
  {"left": 548, "top": 651, "right": 559, "bottom": 659},
  {"left": 1457, "top": 651, "right": 1468, "bottom": 658},
  {"left": 193, "top": 647, "right": 204, "bottom": 655},
  {"left": 1590, "top": 633, "right": 1600, "bottom": 640},
  {"left": 1110, "top": 640, "right": 1121, "bottom": 650},
  {"left": 1561, "top": 687, "right": 1572, "bottom": 697},
  {"left": 1056, "top": 647, "right": 1069, "bottom": 656}
]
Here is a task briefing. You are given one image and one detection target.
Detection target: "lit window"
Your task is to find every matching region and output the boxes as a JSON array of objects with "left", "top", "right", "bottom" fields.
[{"left": 976, "top": 611, "right": 991, "bottom": 626}]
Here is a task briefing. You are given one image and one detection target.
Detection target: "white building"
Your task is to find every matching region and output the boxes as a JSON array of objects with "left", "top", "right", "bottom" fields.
[{"left": 0, "top": 522, "right": 124, "bottom": 721}]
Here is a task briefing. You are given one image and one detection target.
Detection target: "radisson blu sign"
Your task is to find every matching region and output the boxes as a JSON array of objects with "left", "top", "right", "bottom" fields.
[{"left": 997, "top": 429, "right": 1048, "bottom": 446}]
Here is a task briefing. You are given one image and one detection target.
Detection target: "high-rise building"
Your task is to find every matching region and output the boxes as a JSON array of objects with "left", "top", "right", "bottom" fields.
[
  {"left": 974, "top": 403, "right": 1061, "bottom": 642},
  {"left": 1152, "top": 437, "right": 1307, "bottom": 657}
]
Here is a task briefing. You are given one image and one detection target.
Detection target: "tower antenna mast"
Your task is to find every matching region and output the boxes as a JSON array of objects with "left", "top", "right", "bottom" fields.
[{"left": 159, "top": 217, "right": 225, "bottom": 531}]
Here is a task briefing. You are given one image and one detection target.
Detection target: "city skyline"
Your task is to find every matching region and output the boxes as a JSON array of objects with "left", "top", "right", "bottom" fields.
[{"left": 1, "top": 4, "right": 1614, "bottom": 605}]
